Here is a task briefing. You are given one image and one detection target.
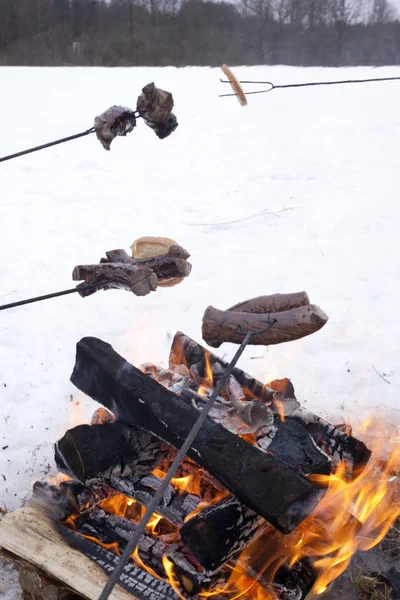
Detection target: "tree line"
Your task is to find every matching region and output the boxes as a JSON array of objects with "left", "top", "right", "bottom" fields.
[{"left": 0, "top": 0, "right": 399, "bottom": 67}]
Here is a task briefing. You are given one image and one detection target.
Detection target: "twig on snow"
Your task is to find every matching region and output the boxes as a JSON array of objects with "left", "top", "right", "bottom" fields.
[
  {"left": 372, "top": 365, "right": 391, "bottom": 385},
  {"left": 186, "top": 206, "right": 299, "bottom": 227}
]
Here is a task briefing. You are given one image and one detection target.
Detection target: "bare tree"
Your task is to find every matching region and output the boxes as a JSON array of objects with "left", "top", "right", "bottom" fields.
[{"left": 369, "top": 0, "right": 396, "bottom": 23}]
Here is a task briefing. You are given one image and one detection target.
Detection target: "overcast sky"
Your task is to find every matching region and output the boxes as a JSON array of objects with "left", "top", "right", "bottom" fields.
[{"left": 392, "top": 0, "right": 400, "bottom": 13}]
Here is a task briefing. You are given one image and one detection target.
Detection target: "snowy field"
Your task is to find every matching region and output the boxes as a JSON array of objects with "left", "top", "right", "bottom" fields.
[{"left": 1, "top": 65, "right": 400, "bottom": 597}]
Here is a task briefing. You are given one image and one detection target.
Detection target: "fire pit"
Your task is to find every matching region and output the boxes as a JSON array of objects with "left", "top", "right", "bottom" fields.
[{"left": 1, "top": 293, "right": 399, "bottom": 600}]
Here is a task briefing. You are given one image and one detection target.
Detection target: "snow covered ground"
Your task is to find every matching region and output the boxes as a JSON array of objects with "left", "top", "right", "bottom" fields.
[{"left": 1, "top": 65, "right": 400, "bottom": 597}]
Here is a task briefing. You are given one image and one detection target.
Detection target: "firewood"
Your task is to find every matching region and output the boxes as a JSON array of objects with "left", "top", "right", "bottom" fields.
[
  {"left": 70, "top": 337, "right": 327, "bottom": 533},
  {"left": 56, "top": 525, "right": 179, "bottom": 599},
  {"left": 169, "top": 331, "right": 295, "bottom": 403},
  {"left": 227, "top": 291, "right": 310, "bottom": 314},
  {"left": 0, "top": 505, "right": 134, "bottom": 600},
  {"left": 202, "top": 304, "right": 329, "bottom": 348},
  {"left": 32, "top": 480, "right": 119, "bottom": 521},
  {"left": 180, "top": 496, "right": 268, "bottom": 572},
  {"left": 54, "top": 424, "right": 201, "bottom": 526},
  {"left": 169, "top": 332, "right": 371, "bottom": 474},
  {"left": 55, "top": 421, "right": 173, "bottom": 484},
  {"left": 69, "top": 507, "right": 212, "bottom": 596},
  {"left": 18, "top": 564, "right": 82, "bottom": 600}
]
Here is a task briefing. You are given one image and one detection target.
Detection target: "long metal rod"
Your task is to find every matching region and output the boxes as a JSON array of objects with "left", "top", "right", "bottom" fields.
[
  {"left": 98, "top": 329, "right": 256, "bottom": 600},
  {"left": 219, "top": 75, "right": 400, "bottom": 98},
  {"left": 0, "top": 127, "right": 95, "bottom": 163},
  {"left": 0, "top": 280, "right": 111, "bottom": 311}
]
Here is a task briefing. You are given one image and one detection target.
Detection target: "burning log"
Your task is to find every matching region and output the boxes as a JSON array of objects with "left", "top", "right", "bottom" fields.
[
  {"left": 32, "top": 480, "right": 118, "bottom": 521},
  {"left": 0, "top": 504, "right": 136, "bottom": 600},
  {"left": 73, "top": 245, "right": 191, "bottom": 297},
  {"left": 54, "top": 423, "right": 203, "bottom": 526},
  {"left": 70, "top": 336, "right": 326, "bottom": 533},
  {"left": 170, "top": 332, "right": 371, "bottom": 474},
  {"left": 180, "top": 496, "right": 268, "bottom": 572},
  {"left": 70, "top": 509, "right": 212, "bottom": 595},
  {"left": 56, "top": 525, "right": 180, "bottom": 600},
  {"left": 55, "top": 421, "right": 173, "bottom": 483},
  {"left": 170, "top": 331, "right": 295, "bottom": 403},
  {"left": 70, "top": 506, "right": 169, "bottom": 575},
  {"left": 202, "top": 303, "right": 328, "bottom": 348}
]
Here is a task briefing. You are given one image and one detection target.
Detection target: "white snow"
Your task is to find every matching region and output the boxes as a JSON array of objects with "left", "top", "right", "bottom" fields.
[{"left": 1, "top": 65, "right": 400, "bottom": 597}]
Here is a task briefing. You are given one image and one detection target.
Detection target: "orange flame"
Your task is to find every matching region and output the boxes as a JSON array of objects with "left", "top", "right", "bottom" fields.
[
  {"left": 47, "top": 473, "right": 71, "bottom": 486},
  {"left": 198, "top": 351, "right": 214, "bottom": 396},
  {"left": 162, "top": 555, "right": 188, "bottom": 600},
  {"left": 59, "top": 409, "right": 400, "bottom": 600},
  {"left": 210, "top": 416, "right": 400, "bottom": 599},
  {"left": 132, "top": 546, "right": 164, "bottom": 580},
  {"left": 99, "top": 494, "right": 133, "bottom": 518},
  {"left": 272, "top": 397, "right": 285, "bottom": 422}
]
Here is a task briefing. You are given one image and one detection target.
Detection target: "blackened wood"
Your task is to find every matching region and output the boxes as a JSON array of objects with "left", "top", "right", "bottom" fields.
[
  {"left": 164, "top": 544, "right": 211, "bottom": 595},
  {"left": 56, "top": 525, "right": 179, "bottom": 600},
  {"left": 169, "top": 332, "right": 295, "bottom": 402},
  {"left": 32, "top": 481, "right": 118, "bottom": 522},
  {"left": 55, "top": 422, "right": 173, "bottom": 484},
  {"left": 109, "top": 473, "right": 201, "bottom": 526},
  {"left": 180, "top": 496, "right": 268, "bottom": 572},
  {"left": 54, "top": 423, "right": 200, "bottom": 526},
  {"left": 289, "top": 407, "right": 372, "bottom": 470},
  {"left": 70, "top": 337, "right": 326, "bottom": 533},
  {"left": 32, "top": 481, "right": 80, "bottom": 522},
  {"left": 202, "top": 304, "right": 329, "bottom": 348},
  {"left": 261, "top": 558, "right": 317, "bottom": 600},
  {"left": 74, "top": 508, "right": 210, "bottom": 595},
  {"left": 72, "top": 507, "right": 168, "bottom": 575},
  {"left": 170, "top": 333, "right": 371, "bottom": 476},
  {"left": 228, "top": 291, "right": 310, "bottom": 314}
]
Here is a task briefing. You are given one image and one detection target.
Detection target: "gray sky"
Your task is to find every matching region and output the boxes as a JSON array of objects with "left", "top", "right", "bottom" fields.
[{"left": 391, "top": 0, "right": 400, "bottom": 15}]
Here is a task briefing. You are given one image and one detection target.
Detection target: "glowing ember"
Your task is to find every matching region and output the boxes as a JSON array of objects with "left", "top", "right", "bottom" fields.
[
  {"left": 99, "top": 493, "right": 133, "bottom": 518},
  {"left": 58, "top": 396, "right": 400, "bottom": 599}
]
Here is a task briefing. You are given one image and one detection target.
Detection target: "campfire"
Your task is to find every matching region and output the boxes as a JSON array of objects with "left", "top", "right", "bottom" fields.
[{"left": 1, "top": 292, "right": 400, "bottom": 600}]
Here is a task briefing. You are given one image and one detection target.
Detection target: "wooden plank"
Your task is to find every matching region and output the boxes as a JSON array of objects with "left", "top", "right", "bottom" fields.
[{"left": 0, "top": 504, "right": 134, "bottom": 600}]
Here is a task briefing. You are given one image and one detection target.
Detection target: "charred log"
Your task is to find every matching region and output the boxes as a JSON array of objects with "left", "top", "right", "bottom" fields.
[
  {"left": 74, "top": 510, "right": 211, "bottom": 596},
  {"left": 170, "top": 332, "right": 295, "bottom": 403},
  {"left": 71, "top": 506, "right": 169, "bottom": 575},
  {"left": 170, "top": 333, "right": 371, "bottom": 475},
  {"left": 268, "top": 559, "right": 317, "bottom": 600},
  {"left": 289, "top": 406, "right": 372, "bottom": 471},
  {"left": 70, "top": 337, "right": 326, "bottom": 533},
  {"left": 55, "top": 525, "right": 180, "bottom": 600},
  {"left": 54, "top": 424, "right": 199, "bottom": 526},
  {"left": 202, "top": 304, "right": 328, "bottom": 348},
  {"left": 180, "top": 496, "right": 268, "bottom": 572},
  {"left": 55, "top": 421, "right": 173, "bottom": 483}
]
